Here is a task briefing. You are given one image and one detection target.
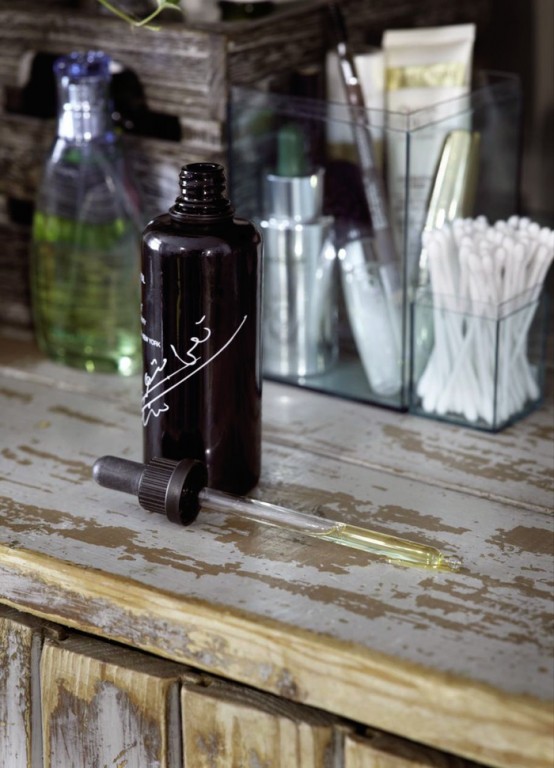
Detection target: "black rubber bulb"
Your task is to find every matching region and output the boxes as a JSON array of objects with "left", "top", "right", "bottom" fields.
[{"left": 92, "top": 455, "right": 208, "bottom": 525}]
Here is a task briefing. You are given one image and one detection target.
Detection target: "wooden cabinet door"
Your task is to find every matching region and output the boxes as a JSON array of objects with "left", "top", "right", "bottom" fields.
[
  {"left": 41, "top": 635, "right": 184, "bottom": 768},
  {"left": 3, "top": 605, "right": 491, "bottom": 768},
  {"left": 344, "top": 731, "right": 481, "bottom": 767},
  {"left": 0, "top": 607, "right": 45, "bottom": 768},
  {"left": 182, "top": 677, "right": 339, "bottom": 767}
]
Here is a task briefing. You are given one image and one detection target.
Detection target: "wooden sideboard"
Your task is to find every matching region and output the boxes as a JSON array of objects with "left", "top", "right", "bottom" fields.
[{"left": 0, "top": 330, "right": 552, "bottom": 767}]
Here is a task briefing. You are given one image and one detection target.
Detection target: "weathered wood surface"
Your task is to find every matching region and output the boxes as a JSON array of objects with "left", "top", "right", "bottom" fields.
[
  {"left": 0, "top": 605, "right": 481, "bottom": 768},
  {"left": 343, "top": 730, "right": 475, "bottom": 767},
  {"left": 41, "top": 634, "right": 183, "bottom": 768},
  {"left": 0, "top": 1, "right": 328, "bottom": 122},
  {"left": 0, "top": 202, "right": 32, "bottom": 329},
  {"left": 0, "top": 607, "right": 44, "bottom": 768},
  {"left": 0, "top": 332, "right": 552, "bottom": 768},
  {"left": 182, "top": 677, "right": 337, "bottom": 767},
  {"left": 0, "top": 605, "right": 65, "bottom": 768}
]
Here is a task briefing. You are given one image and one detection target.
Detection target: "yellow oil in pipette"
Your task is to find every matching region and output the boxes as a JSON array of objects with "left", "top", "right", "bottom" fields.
[
  {"left": 199, "top": 488, "right": 462, "bottom": 572},
  {"left": 310, "top": 522, "right": 461, "bottom": 571}
]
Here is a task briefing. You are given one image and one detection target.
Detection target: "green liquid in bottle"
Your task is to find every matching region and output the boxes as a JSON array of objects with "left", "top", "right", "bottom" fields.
[
  {"left": 30, "top": 52, "right": 142, "bottom": 377},
  {"left": 31, "top": 212, "right": 141, "bottom": 375}
]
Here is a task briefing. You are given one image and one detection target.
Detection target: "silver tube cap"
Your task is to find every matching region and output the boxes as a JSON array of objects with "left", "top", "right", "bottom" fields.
[{"left": 264, "top": 167, "right": 324, "bottom": 222}]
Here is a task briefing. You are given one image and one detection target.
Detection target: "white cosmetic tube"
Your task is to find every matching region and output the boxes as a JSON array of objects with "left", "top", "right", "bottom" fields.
[{"left": 383, "top": 23, "right": 476, "bottom": 286}]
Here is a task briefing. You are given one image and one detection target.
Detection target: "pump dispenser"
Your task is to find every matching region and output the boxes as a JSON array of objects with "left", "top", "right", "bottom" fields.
[{"left": 141, "top": 162, "right": 262, "bottom": 495}]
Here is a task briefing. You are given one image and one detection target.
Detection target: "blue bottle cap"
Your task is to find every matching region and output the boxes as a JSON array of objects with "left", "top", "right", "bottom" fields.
[{"left": 54, "top": 51, "right": 111, "bottom": 81}]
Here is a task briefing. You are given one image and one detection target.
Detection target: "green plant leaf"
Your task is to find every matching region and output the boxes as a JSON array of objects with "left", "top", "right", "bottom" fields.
[{"left": 96, "top": 0, "right": 183, "bottom": 30}]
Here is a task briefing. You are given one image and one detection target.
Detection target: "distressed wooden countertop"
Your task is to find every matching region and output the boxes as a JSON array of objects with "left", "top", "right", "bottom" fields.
[{"left": 0, "top": 330, "right": 552, "bottom": 768}]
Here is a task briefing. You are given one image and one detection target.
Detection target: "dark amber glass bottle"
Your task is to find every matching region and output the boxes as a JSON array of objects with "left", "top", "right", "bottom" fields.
[{"left": 141, "top": 163, "right": 262, "bottom": 495}]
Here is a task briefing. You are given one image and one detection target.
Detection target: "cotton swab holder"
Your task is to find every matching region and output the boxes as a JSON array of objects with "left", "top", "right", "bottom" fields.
[{"left": 409, "top": 217, "right": 551, "bottom": 431}]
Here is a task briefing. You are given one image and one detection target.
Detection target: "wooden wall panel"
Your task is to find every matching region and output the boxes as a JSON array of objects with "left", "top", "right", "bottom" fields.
[{"left": 40, "top": 635, "right": 184, "bottom": 768}]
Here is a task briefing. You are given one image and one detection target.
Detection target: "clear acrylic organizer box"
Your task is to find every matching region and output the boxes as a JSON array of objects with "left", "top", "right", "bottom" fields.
[
  {"left": 228, "top": 72, "right": 522, "bottom": 411},
  {"left": 409, "top": 285, "right": 547, "bottom": 431}
]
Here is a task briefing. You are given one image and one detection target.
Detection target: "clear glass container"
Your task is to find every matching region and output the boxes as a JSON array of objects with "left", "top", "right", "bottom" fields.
[
  {"left": 410, "top": 285, "right": 547, "bottom": 431},
  {"left": 229, "top": 72, "right": 522, "bottom": 409},
  {"left": 30, "top": 51, "right": 142, "bottom": 375}
]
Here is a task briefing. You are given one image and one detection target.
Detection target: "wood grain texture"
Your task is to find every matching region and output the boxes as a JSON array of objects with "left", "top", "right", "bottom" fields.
[
  {"left": 41, "top": 635, "right": 183, "bottom": 768},
  {"left": 0, "top": 335, "right": 552, "bottom": 768},
  {"left": 0, "top": 2, "right": 328, "bottom": 119},
  {"left": 182, "top": 678, "right": 338, "bottom": 767},
  {"left": 0, "top": 606, "right": 64, "bottom": 768},
  {"left": 0, "top": 607, "right": 43, "bottom": 768},
  {"left": 0, "top": 210, "right": 32, "bottom": 329},
  {"left": 262, "top": 383, "right": 554, "bottom": 512},
  {"left": 0, "top": 114, "right": 51, "bottom": 200},
  {"left": 344, "top": 730, "right": 478, "bottom": 767}
]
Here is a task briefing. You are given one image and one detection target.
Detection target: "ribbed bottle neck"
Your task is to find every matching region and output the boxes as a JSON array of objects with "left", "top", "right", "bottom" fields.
[{"left": 170, "top": 163, "right": 234, "bottom": 221}]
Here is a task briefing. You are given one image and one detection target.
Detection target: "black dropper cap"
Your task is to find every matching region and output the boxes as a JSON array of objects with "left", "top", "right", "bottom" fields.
[{"left": 92, "top": 455, "right": 208, "bottom": 525}]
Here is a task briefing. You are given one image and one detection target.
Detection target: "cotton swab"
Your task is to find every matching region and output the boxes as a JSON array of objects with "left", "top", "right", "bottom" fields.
[{"left": 415, "top": 217, "right": 553, "bottom": 428}]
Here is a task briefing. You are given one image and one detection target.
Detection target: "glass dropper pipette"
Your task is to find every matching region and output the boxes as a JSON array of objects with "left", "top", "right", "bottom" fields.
[
  {"left": 198, "top": 487, "right": 461, "bottom": 570},
  {"left": 92, "top": 455, "right": 462, "bottom": 572}
]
